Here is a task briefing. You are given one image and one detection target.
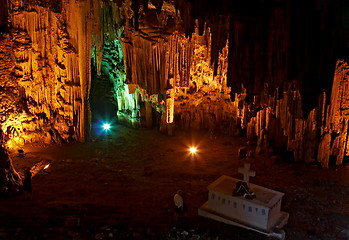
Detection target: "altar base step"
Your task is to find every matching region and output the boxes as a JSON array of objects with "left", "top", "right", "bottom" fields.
[{"left": 198, "top": 202, "right": 288, "bottom": 240}]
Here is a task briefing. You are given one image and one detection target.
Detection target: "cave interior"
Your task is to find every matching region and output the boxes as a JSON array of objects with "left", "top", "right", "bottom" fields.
[{"left": 1, "top": 0, "right": 349, "bottom": 239}]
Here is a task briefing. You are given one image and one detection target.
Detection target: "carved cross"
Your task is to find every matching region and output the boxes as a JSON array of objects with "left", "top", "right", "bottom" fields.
[{"left": 238, "top": 163, "right": 256, "bottom": 185}]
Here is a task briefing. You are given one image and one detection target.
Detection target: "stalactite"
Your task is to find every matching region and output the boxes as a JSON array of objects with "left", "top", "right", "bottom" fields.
[
  {"left": 2, "top": 0, "right": 112, "bottom": 147},
  {"left": 2, "top": 0, "right": 349, "bottom": 168},
  {"left": 118, "top": 0, "right": 349, "bottom": 166},
  {"left": 122, "top": 8, "right": 236, "bottom": 131}
]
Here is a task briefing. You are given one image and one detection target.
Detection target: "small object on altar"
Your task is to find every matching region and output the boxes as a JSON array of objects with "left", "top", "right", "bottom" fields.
[{"left": 233, "top": 181, "right": 256, "bottom": 200}]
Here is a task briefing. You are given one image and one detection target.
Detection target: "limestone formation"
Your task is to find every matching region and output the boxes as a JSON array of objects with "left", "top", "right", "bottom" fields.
[
  {"left": 0, "top": 0, "right": 349, "bottom": 167},
  {"left": 0, "top": 130, "right": 22, "bottom": 194}
]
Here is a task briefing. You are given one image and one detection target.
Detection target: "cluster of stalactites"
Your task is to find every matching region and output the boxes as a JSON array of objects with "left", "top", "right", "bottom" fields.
[
  {"left": 123, "top": 0, "right": 229, "bottom": 78},
  {"left": 121, "top": 9, "right": 236, "bottom": 130},
  {"left": 3, "top": 0, "right": 116, "bottom": 147}
]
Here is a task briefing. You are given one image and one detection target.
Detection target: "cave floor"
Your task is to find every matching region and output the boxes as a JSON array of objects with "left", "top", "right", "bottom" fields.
[{"left": 1, "top": 124, "right": 349, "bottom": 240}]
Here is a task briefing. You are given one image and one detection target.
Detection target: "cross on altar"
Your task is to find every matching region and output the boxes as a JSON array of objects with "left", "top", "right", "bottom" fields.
[{"left": 238, "top": 163, "right": 255, "bottom": 185}]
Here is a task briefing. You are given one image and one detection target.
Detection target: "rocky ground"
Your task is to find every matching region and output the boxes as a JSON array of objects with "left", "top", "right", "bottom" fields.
[{"left": 0, "top": 124, "right": 349, "bottom": 240}]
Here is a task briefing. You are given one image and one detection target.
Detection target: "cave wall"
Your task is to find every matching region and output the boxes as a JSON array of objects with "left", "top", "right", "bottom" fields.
[
  {"left": 319, "top": 60, "right": 349, "bottom": 166},
  {"left": 1, "top": 0, "right": 349, "bottom": 167},
  {"left": 226, "top": 0, "right": 349, "bottom": 166},
  {"left": 239, "top": 59, "right": 349, "bottom": 167},
  {"left": 89, "top": 1, "right": 126, "bottom": 134},
  {"left": 0, "top": 29, "right": 26, "bottom": 149},
  {"left": 1, "top": 0, "right": 129, "bottom": 148},
  {"left": 225, "top": 0, "right": 349, "bottom": 166},
  {"left": 1, "top": 0, "right": 105, "bottom": 148},
  {"left": 120, "top": 0, "right": 349, "bottom": 166},
  {"left": 227, "top": 0, "right": 349, "bottom": 166},
  {"left": 0, "top": 0, "right": 8, "bottom": 32},
  {"left": 119, "top": 1, "right": 239, "bottom": 134}
]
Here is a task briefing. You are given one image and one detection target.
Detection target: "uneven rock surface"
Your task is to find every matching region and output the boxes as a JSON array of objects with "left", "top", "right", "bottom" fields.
[
  {"left": 2, "top": 0, "right": 349, "bottom": 166},
  {"left": 0, "top": 126, "right": 349, "bottom": 240}
]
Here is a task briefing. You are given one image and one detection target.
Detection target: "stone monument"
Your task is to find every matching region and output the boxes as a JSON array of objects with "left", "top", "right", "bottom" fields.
[{"left": 198, "top": 163, "right": 289, "bottom": 239}]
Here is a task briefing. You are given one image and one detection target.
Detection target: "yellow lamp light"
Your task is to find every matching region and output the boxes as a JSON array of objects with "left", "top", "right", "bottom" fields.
[{"left": 189, "top": 147, "right": 197, "bottom": 154}]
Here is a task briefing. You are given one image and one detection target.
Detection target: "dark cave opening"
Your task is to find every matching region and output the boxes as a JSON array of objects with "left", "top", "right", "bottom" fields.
[
  {"left": 89, "top": 71, "right": 118, "bottom": 138},
  {"left": 89, "top": 37, "right": 126, "bottom": 137},
  {"left": 0, "top": 0, "right": 8, "bottom": 33}
]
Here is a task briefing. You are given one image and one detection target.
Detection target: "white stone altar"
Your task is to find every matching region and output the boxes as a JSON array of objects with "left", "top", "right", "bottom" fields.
[{"left": 198, "top": 164, "right": 289, "bottom": 239}]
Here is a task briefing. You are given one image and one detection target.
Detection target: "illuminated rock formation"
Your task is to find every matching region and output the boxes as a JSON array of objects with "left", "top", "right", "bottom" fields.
[
  {"left": 0, "top": 129, "right": 22, "bottom": 193},
  {"left": 0, "top": 30, "right": 31, "bottom": 150},
  {"left": 3, "top": 0, "right": 84, "bottom": 146},
  {"left": 120, "top": 2, "right": 236, "bottom": 134},
  {"left": 2, "top": 0, "right": 107, "bottom": 146},
  {"left": 318, "top": 60, "right": 349, "bottom": 166},
  {"left": 1, "top": 0, "right": 349, "bottom": 167}
]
